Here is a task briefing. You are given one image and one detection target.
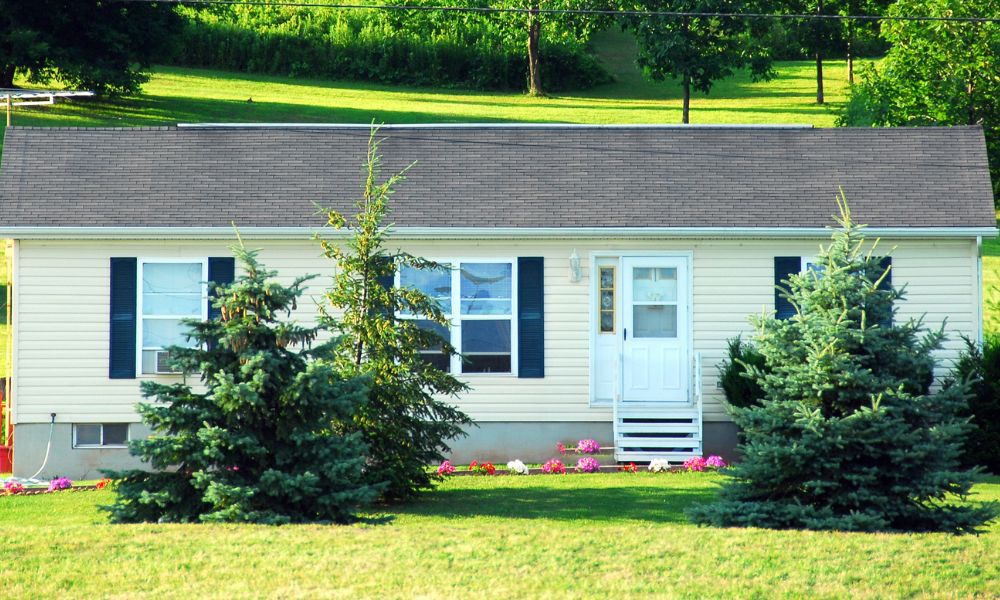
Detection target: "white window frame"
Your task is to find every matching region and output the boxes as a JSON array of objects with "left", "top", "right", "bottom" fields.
[
  {"left": 136, "top": 258, "right": 209, "bottom": 376},
  {"left": 73, "top": 423, "right": 130, "bottom": 448},
  {"left": 396, "top": 258, "right": 518, "bottom": 377}
]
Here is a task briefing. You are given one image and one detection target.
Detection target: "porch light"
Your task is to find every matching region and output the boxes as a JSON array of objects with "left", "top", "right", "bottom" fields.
[{"left": 569, "top": 249, "right": 581, "bottom": 283}]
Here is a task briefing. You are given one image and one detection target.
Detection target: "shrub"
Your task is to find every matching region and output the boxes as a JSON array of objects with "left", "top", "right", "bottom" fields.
[
  {"left": 105, "top": 244, "right": 376, "bottom": 524},
  {"left": 947, "top": 335, "right": 1000, "bottom": 474},
  {"left": 717, "top": 336, "right": 767, "bottom": 409},
  {"left": 689, "top": 195, "right": 998, "bottom": 533}
]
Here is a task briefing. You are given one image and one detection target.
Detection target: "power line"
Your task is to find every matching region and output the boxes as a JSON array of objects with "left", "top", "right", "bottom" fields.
[{"left": 115, "top": 0, "right": 1000, "bottom": 24}]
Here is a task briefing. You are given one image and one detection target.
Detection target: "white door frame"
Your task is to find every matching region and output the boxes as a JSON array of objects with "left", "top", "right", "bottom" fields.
[{"left": 589, "top": 251, "right": 694, "bottom": 406}]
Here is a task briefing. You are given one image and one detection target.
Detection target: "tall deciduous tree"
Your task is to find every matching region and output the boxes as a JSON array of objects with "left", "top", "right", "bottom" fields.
[
  {"left": 0, "top": 0, "right": 178, "bottom": 93},
  {"left": 690, "top": 195, "right": 998, "bottom": 533},
  {"left": 623, "top": 0, "right": 775, "bottom": 123},
  {"left": 106, "top": 242, "right": 376, "bottom": 524},
  {"left": 839, "top": 0, "right": 1000, "bottom": 205},
  {"left": 318, "top": 129, "right": 472, "bottom": 502}
]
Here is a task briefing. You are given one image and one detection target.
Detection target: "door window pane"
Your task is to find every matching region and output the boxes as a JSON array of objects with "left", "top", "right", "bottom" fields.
[
  {"left": 400, "top": 264, "right": 452, "bottom": 315},
  {"left": 633, "top": 305, "right": 677, "bottom": 338},
  {"left": 598, "top": 266, "right": 615, "bottom": 334},
  {"left": 632, "top": 267, "right": 677, "bottom": 302},
  {"left": 460, "top": 263, "right": 512, "bottom": 315},
  {"left": 461, "top": 319, "right": 511, "bottom": 373}
]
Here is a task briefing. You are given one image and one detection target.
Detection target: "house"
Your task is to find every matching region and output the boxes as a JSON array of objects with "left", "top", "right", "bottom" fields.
[{"left": 0, "top": 123, "right": 995, "bottom": 480}]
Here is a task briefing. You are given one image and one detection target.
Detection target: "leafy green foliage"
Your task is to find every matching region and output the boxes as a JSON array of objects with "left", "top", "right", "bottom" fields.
[
  {"left": 0, "top": 0, "right": 179, "bottom": 94},
  {"left": 171, "top": 2, "right": 609, "bottom": 92},
  {"left": 105, "top": 243, "right": 377, "bottom": 524},
  {"left": 718, "top": 336, "right": 767, "bottom": 409},
  {"left": 839, "top": 0, "right": 1000, "bottom": 204},
  {"left": 622, "top": 0, "right": 776, "bottom": 122},
  {"left": 947, "top": 335, "right": 1000, "bottom": 474},
  {"left": 318, "top": 129, "right": 472, "bottom": 502},
  {"left": 690, "top": 193, "right": 999, "bottom": 533}
]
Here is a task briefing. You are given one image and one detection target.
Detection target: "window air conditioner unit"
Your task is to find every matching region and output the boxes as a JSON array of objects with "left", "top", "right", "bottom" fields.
[{"left": 155, "top": 350, "right": 180, "bottom": 374}]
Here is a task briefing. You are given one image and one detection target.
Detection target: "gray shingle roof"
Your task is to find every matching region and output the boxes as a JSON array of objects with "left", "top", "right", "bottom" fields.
[{"left": 0, "top": 124, "right": 994, "bottom": 229}]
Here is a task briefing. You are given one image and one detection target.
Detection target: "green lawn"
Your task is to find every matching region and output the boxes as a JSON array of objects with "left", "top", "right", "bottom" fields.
[{"left": 2, "top": 473, "right": 998, "bottom": 598}]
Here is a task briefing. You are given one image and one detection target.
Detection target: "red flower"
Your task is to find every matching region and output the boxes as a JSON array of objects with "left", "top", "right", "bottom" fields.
[
  {"left": 469, "top": 460, "right": 478, "bottom": 470},
  {"left": 484, "top": 462, "right": 496, "bottom": 475}
]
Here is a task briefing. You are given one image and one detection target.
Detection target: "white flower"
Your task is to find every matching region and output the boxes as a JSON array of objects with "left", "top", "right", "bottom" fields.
[
  {"left": 648, "top": 458, "right": 671, "bottom": 473},
  {"left": 506, "top": 459, "right": 529, "bottom": 475}
]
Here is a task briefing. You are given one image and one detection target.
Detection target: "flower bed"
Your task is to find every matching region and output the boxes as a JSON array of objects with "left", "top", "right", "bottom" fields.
[{"left": 1, "top": 478, "right": 112, "bottom": 496}]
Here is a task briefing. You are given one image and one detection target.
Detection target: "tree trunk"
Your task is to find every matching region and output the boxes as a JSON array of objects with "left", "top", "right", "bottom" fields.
[
  {"left": 847, "top": 24, "right": 854, "bottom": 84},
  {"left": 0, "top": 65, "right": 15, "bottom": 89},
  {"left": 682, "top": 75, "right": 691, "bottom": 124},
  {"left": 816, "top": 0, "right": 825, "bottom": 104},
  {"left": 527, "top": 3, "right": 542, "bottom": 96}
]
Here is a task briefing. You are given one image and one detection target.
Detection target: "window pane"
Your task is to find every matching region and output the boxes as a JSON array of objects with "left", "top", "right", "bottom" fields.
[
  {"left": 633, "top": 305, "right": 677, "bottom": 338},
  {"left": 460, "top": 263, "right": 512, "bottom": 315},
  {"left": 103, "top": 424, "right": 129, "bottom": 445},
  {"left": 414, "top": 320, "right": 449, "bottom": 351},
  {"left": 75, "top": 424, "right": 100, "bottom": 446},
  {"left": 462, "top": 320, "right": 511, "bottom": 353},
  {"left": 143, "top": 263, "right": 203, "bottom": 316},
  {"left": 632, "top": 267, "right": 677, "bottom": 302},
  {"left": 143, "top": 318, "right": 193, "bottom": 349},
  {"left": 461, "top": 320, "right": 511, "bottom": 373},
  {"left": 463, "top": 354, "right": 511, "bottom": 373},
  {"left": 400, "top": 264, "right": 452, "bottom": 315},
  {"left": 420, "top": 352, "right": 451, "bottom": 371}
]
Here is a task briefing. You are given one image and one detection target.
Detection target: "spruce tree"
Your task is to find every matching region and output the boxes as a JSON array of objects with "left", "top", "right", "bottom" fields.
[
  {"left": 105, "top": 241, "right": 377, "bottom": 524},
  {"left": 318, "top": 129, "right": 472, "bottom": 502},
  {"left": 690, "top": 194, "right": 999, "bottom": 533}
]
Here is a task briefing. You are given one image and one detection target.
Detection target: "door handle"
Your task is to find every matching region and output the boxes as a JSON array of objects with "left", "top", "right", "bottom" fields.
[{"left": 623, "top": 328, "right": 627, "bottom": 340}]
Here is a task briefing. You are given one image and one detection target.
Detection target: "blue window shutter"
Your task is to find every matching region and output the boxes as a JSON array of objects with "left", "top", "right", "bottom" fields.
[
  {"left": 774, "top": 257, "right": 800, "bottom": 320},
  {"left": 0, "top": 284, "right": 7, "bottom": 325},
  {"left": 208, "top": 257, "right": 236, "bottom": 320},
  {"left": 517, "top": 257, "right": 544, "bottom": 378},
  {"left": 109, "top": 257, "right": 137, "bottom": 379}
]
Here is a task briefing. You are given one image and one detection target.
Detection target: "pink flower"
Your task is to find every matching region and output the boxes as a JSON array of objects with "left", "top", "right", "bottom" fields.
[
  {"left": 556, "top": 442, "right": 566, "bottom": 454},
  {"left": 437, "top": 461, "right": 455, "bottom": 476},
  {"left": 542, "top": 458, "right": 566, "bottom": 474},
  {"left": 705, "top": 455, "right": 727, "bottom": 469},
  {"left": 575, "top": 457, "right": 601, "bottom": 473},
  {"left": 47, "top": 477, "right": 72, "bottom": 492},
  {"left": 3, "top": 481, "right": 24, "bottom": 495},
  {"left": 682, "top": 456, "right": 708, "bottom": 472},
  {"left": 576, "top": 439, "right": 601, "bottom": 454},
  {"left": 469, "top": 460, "right": 478, "bottom": 471}
]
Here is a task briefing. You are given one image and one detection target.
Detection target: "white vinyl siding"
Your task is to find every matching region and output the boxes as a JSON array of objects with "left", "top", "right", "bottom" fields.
[{"left": 10, "top": 237, "right": 980, "bottom": 425}]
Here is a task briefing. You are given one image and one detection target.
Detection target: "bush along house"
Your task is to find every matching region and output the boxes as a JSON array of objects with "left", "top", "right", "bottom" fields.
[{"left": 0, "top": 123, "right": 994, "bottom": 479}]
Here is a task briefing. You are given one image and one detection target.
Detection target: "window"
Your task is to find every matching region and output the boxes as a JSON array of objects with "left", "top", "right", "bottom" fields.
[
  {"left": 138, "top": 259, "right": 207, "bottom": 374},
  {"left": 74, "top": 423, "right": 130, "bottom": 448},
  {"left": 398, "top": 260, "right": 517, "bottom": 374},
  {"left": 598, "top": 266, "right": 615, "bottom": 333}
]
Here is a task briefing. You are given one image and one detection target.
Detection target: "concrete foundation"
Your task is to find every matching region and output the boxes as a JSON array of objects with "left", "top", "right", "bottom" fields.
[
  {"left": 12, "top": 423, "right": 152, "bottom": 480},
  {"left": 12, "top": 420, "right": 741, "bottom": 479}
]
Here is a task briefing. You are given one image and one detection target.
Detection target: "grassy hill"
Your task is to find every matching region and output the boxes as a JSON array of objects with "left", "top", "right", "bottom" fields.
[{"left": 6, "top": 31, "right": 851, "bottom": 130}]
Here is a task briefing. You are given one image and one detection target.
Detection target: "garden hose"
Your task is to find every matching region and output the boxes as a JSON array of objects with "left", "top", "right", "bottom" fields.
[{"left": 25, "top": 413, "right": 56, "bottom": 481}]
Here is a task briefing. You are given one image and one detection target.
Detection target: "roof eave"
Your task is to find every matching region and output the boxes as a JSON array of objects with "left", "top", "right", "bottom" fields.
[{"left": 0, "top": 226, "right": 994, "bottom": 241}]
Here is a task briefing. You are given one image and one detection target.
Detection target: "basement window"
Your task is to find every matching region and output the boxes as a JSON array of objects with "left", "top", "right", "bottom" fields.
[{"left": 74, "top": 423, "right": 130, "bottom": 448}]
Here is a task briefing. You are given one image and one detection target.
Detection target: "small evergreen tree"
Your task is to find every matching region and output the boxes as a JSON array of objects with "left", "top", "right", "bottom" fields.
[
  {"left": 718, "top": 336, "right": 767, "bottom": 409},
  {"left": 690, "top": 194, "right": 998, "bottom": 533},
  {"left": 318, "top": 129, "right": 472, "bottom": 502},
  {"left": 948, "top": 334, "right": 1000, "bottom": 474},
  {"left": 105, "top": 241, "right": 377, "bottom": 524}
]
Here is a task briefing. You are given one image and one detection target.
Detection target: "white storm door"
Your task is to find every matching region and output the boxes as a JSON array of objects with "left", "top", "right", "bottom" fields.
[{"left": 622, "top": 257, "right": 689, "bottom": 402}]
